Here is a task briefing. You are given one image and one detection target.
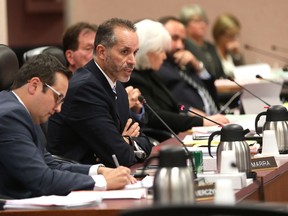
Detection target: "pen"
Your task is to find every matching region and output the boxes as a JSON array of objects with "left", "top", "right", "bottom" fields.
[{"left": 112, "top": 154, "right": 120, "bottom": 167}]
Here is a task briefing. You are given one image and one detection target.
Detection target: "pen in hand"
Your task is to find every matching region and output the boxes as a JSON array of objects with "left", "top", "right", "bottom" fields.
[{"left": 112, "top": 154, "right": 120, "bottom": 167}]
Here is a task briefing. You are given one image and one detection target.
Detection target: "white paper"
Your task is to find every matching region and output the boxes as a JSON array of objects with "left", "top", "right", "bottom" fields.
[
  {"left": 4, "top": 193, "right": 102, "bottom": 209},
  {"left": 69, "top": 188, "right": 147, "bottom": 200}
]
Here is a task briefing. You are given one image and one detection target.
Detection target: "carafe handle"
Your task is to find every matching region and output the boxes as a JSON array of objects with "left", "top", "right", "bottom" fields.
[
  {"left": 208, "top": 130, "right": 221, "bottom": 158},
  {"left": 255, "top": 111, "right": 267, "bottom": 134}
]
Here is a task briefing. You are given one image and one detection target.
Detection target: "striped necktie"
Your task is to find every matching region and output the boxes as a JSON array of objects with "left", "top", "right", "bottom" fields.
[{"left": 178, "top": 70, "right": 218, "bottom": 115}]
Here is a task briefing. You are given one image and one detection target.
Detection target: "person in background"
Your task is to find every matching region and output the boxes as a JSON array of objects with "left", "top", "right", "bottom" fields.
[
  {"left": 47, "top": 18, "right": 153, "bottom": 167},
  {"left": 212, "top": 13, "right": 245, "bottom": 78},
  {"left": 62, "top": 21, "right": 144, "bottom": 122},
  {"left": 62, "top": 22, "right": 98, "bottom": 73},
  {"left": 0, "top": 54, "right": 136, "bottom": 199},
  {"left": 125, "top": 19, "right": 229, "bottom": 134},
  {"left": 179, "top": 4, "right": 226, "bottom": 110},
  {"left": 157, "top": 16, "right": 221, "bottom": 116},
  {"left": 180, "top": 4, "right": 225, "bottom": 79}
]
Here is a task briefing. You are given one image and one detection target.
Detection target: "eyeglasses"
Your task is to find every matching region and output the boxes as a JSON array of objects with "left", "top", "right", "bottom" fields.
[{"left": 43, "top": 83, "right": 65, "bottom": 105}]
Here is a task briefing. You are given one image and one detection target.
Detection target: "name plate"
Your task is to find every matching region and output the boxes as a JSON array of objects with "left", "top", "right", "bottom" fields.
[
  {"left": 251, "top": 156, "right": 278, "bottom": 171},
  {"left": 195, "top": 183, "right": 215, "bottom": 200}
]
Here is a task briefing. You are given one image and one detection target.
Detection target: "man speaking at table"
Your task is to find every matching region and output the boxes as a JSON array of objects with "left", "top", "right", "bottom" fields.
[{"left": 47, "top": 18, "right": 153, "bottom": 167}]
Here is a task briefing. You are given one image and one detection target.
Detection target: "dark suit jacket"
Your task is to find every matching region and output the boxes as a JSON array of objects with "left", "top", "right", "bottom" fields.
[
  {"left": 125, "top": 69, "right": 203, "bottom": 134},
  {"left": 47, "top": 60, "right": 152, "bottom": 167},
  {"left": 156, "top": 58, "right": 220, "bottom": 113},
  {"left": 0, "top": 91, "right": 95, "bottom": 199}
]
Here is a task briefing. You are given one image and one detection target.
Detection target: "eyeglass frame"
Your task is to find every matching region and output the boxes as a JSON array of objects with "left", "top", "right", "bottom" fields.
[{"left": 43, "top": 83, "right": 65, "bottom": 105}]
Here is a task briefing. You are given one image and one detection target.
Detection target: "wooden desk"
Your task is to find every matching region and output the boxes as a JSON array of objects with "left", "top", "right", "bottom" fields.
[
  {"left": 2, "top": 136, "right": 288, "bottom": 216},
  {"left": 0, "top": 199, "right": 152, "bottom": 216},
  {"left": 256, "top": 159, "right": 288, "bottom": 202}
]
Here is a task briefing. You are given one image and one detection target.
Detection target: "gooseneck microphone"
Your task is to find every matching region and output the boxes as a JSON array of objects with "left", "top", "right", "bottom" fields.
[
  {"left": 218, "top": 91, "right": 242, "bottom": 114},
  {"left": 179, "top": 105, "right": 224, "bottom": 127},
  {"left": 227, "top": 77, "right": 271, "bottom": 107},
  {"left": 244, "top": 44, "right": 288, "bottom": 63},
  {"left": 138, "top": 95, "right": 197, "bottom": 178},
  {"left": 255, "top": 74, "right": 283, "bottom": 86},
  {"left": 271, "top": 44, "right": 288, "bottom": 54}
]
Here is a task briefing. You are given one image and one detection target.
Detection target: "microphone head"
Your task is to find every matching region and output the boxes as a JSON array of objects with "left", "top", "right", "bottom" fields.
[
  {"left": 138, "top": 95, "right": 145, "bottom": 103},
  {"left": 178, "top": 104, "right": 185, "bottom": 111},
  {"left": 255, "top": 74, "right": 262, "bottom": 79}
]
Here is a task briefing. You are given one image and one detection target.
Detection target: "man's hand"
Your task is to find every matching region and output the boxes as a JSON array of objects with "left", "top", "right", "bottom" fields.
[
  {"left": 126, "top": 86, "right": 142, "bottom": 113},
  {"left": 122, "top": 118, "right": 140, "bottom": 144},
  {"left": 173, "top": 50, "right": 202, "bottom": 72},
  {"left": 99, "top": 166, "right": 137, "bottom": 190},
  {"left": 203, "top": 114, "right": 230, "bottom": 126}
]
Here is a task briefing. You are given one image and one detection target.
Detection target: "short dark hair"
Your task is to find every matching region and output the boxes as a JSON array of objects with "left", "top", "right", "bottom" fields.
[
  {"left": 11, "top": 54, "right": 72, "bottom": 90},
  {"left": 94, "top": 18, "right": 136, "bottom": 54},
  {"left": 62, "top": 22, "right": 98, "bottom": 54},
  {"left": 158, "top": 16, "right": 183, "bottom": 25}
]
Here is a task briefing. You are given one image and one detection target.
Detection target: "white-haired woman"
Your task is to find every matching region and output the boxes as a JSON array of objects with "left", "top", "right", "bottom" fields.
[{"left": 125, "top": 19, "right": 228, "bottom": 135}]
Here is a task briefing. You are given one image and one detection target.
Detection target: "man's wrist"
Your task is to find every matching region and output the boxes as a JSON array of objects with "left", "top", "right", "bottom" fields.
[{"left": 91, "top": 175, "right": 107, "bottom": 191}]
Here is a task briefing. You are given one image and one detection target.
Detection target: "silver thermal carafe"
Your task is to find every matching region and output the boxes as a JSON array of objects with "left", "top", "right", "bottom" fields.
[
  {"left": 208, "top": 124, "right": 252, "bottom": 175},
  {"left": 255, "top": 105, "right": 288, "bottom": 153},
  {"left": 145, "top": 146, "right": 195, "bottom": 204}
]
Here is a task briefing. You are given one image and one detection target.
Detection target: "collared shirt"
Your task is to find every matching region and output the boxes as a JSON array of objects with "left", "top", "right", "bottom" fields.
[{"left": 95, "top": 61, "right": 116, "bottom": 91}]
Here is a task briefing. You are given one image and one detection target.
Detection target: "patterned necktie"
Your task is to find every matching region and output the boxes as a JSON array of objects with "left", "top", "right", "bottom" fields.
[
  {"left": 112, "top": 85, "right": 117, "bottom": 100},
  {"left": 178, "top": 70, "right": 218, "bottom": 115}
]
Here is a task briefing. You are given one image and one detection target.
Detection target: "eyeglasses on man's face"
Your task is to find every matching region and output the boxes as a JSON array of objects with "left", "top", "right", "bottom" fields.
[{"left": 43, "top": 83, "right": 65, "bottom": 105}]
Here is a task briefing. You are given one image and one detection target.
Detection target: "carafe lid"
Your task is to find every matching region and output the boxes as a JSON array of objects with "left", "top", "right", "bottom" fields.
[
  {"left": 266, "top": 105, "right": 288, "bottom": 121},
  {"left": 159, "top": 146, "right": 187, "bottom": 168},
  {"left": 220, "top": 124, "right": 246, "bottom": 141}
]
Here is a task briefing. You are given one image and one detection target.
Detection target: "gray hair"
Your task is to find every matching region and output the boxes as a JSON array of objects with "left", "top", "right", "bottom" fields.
[
  {"left": 179, "top": 4, "right": 208, "bottom": 25},
  {"left": 135, "top": 19, "right": 171, "bottom": 70}
]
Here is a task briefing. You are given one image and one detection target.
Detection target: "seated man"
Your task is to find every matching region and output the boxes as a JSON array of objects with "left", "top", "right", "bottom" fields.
[
  {"left": 157, "top": 16, "right": 220, "bottom": 116},
  {"left": 63, "top": 21, "right": 145, "bottom": 122},
  {"left": 0, "top": 54, "right": 135, "bottom": 199},
  {"left": 47, "top": 18, "right": 153, "bottom": 168}
]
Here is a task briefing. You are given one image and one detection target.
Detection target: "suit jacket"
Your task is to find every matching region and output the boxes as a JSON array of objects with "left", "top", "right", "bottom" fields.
[
  {"left": 156, "top": 57, "right": 220, "bottom": 113},
  {"left": 125, "top": 69, "right": 203, "bottom": 134},
  {"left": 47, "top": 60, "right": 152, "bottom": 167},
  {"left": 184, "top": 39, "right": 223, "bottom": 106},
  {"left": 0, "top": 91, "right": 95, "bottom": 199}
]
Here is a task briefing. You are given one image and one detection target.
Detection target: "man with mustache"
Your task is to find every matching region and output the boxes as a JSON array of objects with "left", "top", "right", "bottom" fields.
[{"left": 47, "top": 18, "right": 153, "bottom": 168}]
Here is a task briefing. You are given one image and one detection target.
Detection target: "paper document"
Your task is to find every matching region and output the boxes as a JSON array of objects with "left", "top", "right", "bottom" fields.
[
  {"left": 4, "top": 193, "right": 102, "bottom": 209},
  {"left": 69, "top": 188, "right": 147, "bottom": 200}
]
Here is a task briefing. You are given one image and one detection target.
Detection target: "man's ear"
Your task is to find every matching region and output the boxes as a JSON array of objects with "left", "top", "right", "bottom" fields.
[
  {"left": 27, "top": 77, "right": 41, "bottom": 95},
  {"left": 96, "top": 45, "right": 106, "bottom": 60},
  {"left": 65, "top": 50, "right": 74, "bottom": 65}
]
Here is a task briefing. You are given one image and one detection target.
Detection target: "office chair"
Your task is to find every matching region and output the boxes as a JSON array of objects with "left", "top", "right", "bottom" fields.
[
  {"left": 120, "top": 203, "right": 288, "bottom": 216},
  {"left": 23, "top": 46, "right": 67, "bottom": 66},
  {"left": 0, "top": 44, "right": 19, "bottom": 91}
]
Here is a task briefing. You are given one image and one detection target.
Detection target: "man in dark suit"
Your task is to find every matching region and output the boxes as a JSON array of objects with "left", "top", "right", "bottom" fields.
[
  {"left": 157, "top": 16, "right": 220, "bottom": 116},
  {"left": 0, "top": 54, "right": 135, "bottom": 199},
  {"left": 47, "top": 18, "right": 153, "bottom": 168}
]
